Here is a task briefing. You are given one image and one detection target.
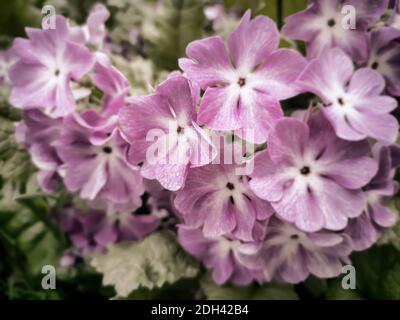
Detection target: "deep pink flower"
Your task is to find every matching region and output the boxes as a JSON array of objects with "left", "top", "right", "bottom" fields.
[
  {"left": 174, "top": 162, "right": 274, "bottom": 242},
  {"left": 178, "top": 225, "right": 264, "bottom": 285},
  {"left": 250, "top": 113, "right": 377, "bottom": 232},
  {"left": 256, "top": 218, "right": 352, "bottom": 284},
  {"left": 15, "top": 110, "right": 63, "bottom": 192},
  {"left": 62, "top": 208, "right": 107, "bottom": 254},
  {"left": 57, "top": 110, "right": 144, "bottom": 211},
  {"left": 346, "top": 145, "right": 398, "bottom": 251},
  {"left": 85, "top": 3, "right": 110, "bottom": 49},
  {"left": 119, "top": 75, "right": 216, "bottom": 191},
  {"left": 9, "top": 16, "right": 94, "bottom": 118},
  {"left": 282, "top": 0, "right": 389, "bottom": 64},
  {"left": 179, "top": 11, "right": 306, "bottom": 143},
  {"left": 92, "top": 210, "right": 162, "bottom": 248},
  {"left": 143, "top": 179, "right": 176, "bottom": 217},
  {"left": 62, "top": 205, "right": 161, "bottom": 255},
  {"left": 389, "top": 143, "right": 400, "bottom": 167},
  {"left": 69, "top": 3, "right": 110, "bottom": 49},
  {"left": 92, "top": 52, "right": 130, "bottom": 114},
  {"left": 367, "top": 27, "right": 400, "bottom": 96},
  {"left": 298, "top": 48, "right": 398, "bottom": 143}
]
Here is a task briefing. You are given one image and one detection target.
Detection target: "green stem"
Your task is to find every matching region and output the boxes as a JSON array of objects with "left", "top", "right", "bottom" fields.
[{"left": 277, "top": 0, "right": 283, "bottom": 29}]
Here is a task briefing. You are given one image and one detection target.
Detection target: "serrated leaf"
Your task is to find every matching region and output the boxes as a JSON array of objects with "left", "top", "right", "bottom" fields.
[
  {"left": 142, "top": 0, "right": 205, "bottom": 70},
  {"left": 91, "top": 231, "right": 199, "bottom": 298},
  {"left": 200, "top": 275, "right": 298, "bottom": 300},
  {"left": 0, "top": 178, "right": 65, "bottom": 276},
  {"left": 116, "top": 278, "right": 200, "bottom": 300},
  {"left": 0, "top": 115, "right": 33, "bottom": 181}
]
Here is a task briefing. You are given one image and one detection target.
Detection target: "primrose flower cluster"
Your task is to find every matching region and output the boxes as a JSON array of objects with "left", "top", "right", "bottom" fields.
[{"left": 3, "top": 1, "right": 400, "bottom": 284}]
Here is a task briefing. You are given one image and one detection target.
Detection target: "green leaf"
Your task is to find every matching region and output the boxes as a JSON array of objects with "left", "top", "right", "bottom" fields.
[
  {"left": 325, "top": 279, "right": 364, "bottom": 300},
  {"left": 0, "top": 178, "right": 65, "bottom": 277},
  {"left": 382, "top": 261, "right": 400, "bottom": 299},
  {"left": 351, "top": 245, "right": 400, "bottom": 299},
  {"left": 282, "top": 0, "right": 308, "bottom": 19},
  {"left": 90, "top": 231, "right": 199, "bottom": 298},
  {"left": 303, "top": 276, "right": 328, "bottom": 299},
  {"left": 378, "top": 199, "right": 400, "bottom": 250},
  {"left": 142, "top": 0, "right": 205, "bottom": 70},
  {"left": 117, "top": 278, "right": 200, "bottom": 300},
  {"left": 0, "top": 114, "right": 33, "bottom": 181},
  {"left": 200, "top": 275, "right": 298, "bottom": 300}
]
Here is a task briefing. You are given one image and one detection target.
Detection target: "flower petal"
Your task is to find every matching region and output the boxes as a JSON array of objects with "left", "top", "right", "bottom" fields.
[
  {"left": 203, "top": 201, "right": 236, "bottom": 238},
  {"left": 267, "top": 118, "right": 309, "bottom": 164},
  {"left": 250, "top": 151, "right": 291, "bottom": 202},
  {"left": 249, "top": 49, "right": 307, "bottom": 100},
  {"left": 237, "top": 89, "right": 283, "bottom": 144},
  {"left": 297, "top": 48, "right": 354, "bottom": 101},
  {"left": 198, "top": 85, "right": 242, "bottom": 130},
  {"left": 156, "top": 75, "right": 196, "bottom": 121},
  {"left": 179, "top": 36, "right": 236, "bottom": 88},
  {"left": 228, "top": 10, "right": 279, "bottom": 72},
  {"left": 348, "top": 111, "right": 399, "bottom": 143}
]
